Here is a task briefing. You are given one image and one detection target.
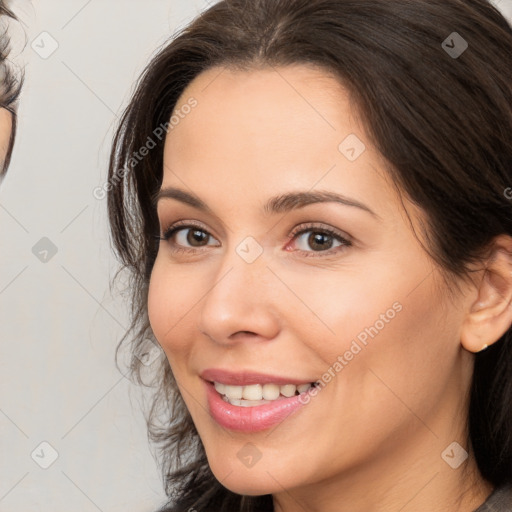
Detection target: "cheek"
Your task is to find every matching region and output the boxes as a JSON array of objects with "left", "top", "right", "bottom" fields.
[
  {"left": 147, "top": 263, "right": 167, "bottom": 344},
  {"left": 279, "top": 250, "right": 456, "bottom": 415},
  {"left": 272, "top": 252, "right": 423, "bottom": 366},
  {"left": 147, "top": 259, "right": 198, "bottom": 355},
  {"left": 0, "top": 109, "right": 12, "bottom": 162},
  {"left": 330, "top": 268, "right": 458, "bottom": 430},
  {"left": 364, "top": 275, "right": 462, "bottom": 405}
]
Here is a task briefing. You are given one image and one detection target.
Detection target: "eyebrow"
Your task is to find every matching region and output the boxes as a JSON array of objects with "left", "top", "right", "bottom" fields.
[{"left": 156, "top": 187, "right": 379, "bottom": 219}]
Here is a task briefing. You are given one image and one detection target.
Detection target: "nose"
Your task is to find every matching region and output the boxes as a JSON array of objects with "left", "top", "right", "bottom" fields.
[{"left": 197, "top": 245, "right": 281, "bottom": 346}]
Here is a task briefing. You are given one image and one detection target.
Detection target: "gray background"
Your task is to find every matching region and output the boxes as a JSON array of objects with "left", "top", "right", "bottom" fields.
[
  {"left": 0, "top": 0, "right": 511, "bottom": 511},
  {"left": 0, "top": 1, "right": 213, "bottom": 511}
]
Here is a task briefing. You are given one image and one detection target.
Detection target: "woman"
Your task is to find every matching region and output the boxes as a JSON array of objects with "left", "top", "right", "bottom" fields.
[
  {"left": 107, "top": 0, "right": 512, "bottom": 510},
  {"left": 0, "top": 0, "right": 22, "bottom": 179}
]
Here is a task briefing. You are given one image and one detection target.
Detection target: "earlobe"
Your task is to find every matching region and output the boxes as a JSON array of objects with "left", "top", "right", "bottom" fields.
[{"left": 460, "top": 235, "right": 512, "bottom": 353}]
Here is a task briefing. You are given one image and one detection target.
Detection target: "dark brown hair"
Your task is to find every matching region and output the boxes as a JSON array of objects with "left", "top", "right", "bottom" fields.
[
  {"left": 0, "top": 0, "right": 23, "bottom": 176},
  {"left": 107, "top": 1, "right": 512, "bottom": 510}
]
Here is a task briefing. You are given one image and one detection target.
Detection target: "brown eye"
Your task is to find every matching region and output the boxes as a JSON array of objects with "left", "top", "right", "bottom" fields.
[
  {"left": 184, "top": 228, "right": 209, "bottom": 246},
  {"left": 160, "top": 223, "right": 220, "bottom": 252},
  {"left": 305, "top": 232, "right": 335, "bottom": 251},
  {"left": 294, "top": 228, "right": 348, "bottom": 253},
  {"left": 286, "top": 223, "right": 353, "bottom": 258}
]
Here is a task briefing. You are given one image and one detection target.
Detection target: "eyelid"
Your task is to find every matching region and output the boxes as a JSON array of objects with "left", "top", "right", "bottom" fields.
[
  {"left": 156, "top": 202, "right": 228, "bottom": 239},
  {"left": 288, "top": 222, "right": 352, "bottom": 243},
  {"left": 160, "top": 219, "right": 217, "bottom": 240}
]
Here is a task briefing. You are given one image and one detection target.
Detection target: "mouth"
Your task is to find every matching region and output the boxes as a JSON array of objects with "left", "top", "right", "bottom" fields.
[{"left": 200, "top": 369, "right": 320, "bottom": 432}]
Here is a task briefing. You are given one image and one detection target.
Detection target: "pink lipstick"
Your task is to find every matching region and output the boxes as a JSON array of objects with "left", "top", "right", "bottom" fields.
[{"left": 201, "top": 368, "right": 319, "bottom": 432}]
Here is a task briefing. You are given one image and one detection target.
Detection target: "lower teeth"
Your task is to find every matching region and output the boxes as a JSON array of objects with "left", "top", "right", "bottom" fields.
[{"left": 222, "top": 397, "right": 273, "bottom": 407}]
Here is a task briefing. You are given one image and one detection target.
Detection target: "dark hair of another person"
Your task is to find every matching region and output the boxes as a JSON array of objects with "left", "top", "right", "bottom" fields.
[
  {"left": 0, "top": 1, "right": 22, "bottom": 176},
  {"left": 106, "top": 1, "right": 512, "bottom": 510}
]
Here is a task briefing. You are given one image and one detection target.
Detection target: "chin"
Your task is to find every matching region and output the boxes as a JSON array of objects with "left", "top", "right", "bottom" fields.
[
  {"left": 214, "top": 475, "right": 280, "bottom": 496},
  {"left": 207, "top": 456, "right": 292, "bottom": 496}
]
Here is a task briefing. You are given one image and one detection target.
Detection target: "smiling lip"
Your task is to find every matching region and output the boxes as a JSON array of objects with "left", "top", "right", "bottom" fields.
[
  {"left": 200, "top": 368, "right": 315, "bottom": 386},
  {"left": 204, "top": 380, "right": 316, "bottom": 432},
  {"left": 201, "top": 368, "right": 318, "bottom": 432}
]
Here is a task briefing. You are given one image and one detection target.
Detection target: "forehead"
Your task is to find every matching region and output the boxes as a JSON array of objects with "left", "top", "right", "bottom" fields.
[
  {"left": 164, "top": 65, "right": 358, "bottom": 172},
  {"left": 171, "top": 64, "right": 351, "bottom": 136},
  {"left": 161, "top": 64, "right": 401, "bottom": 220}
]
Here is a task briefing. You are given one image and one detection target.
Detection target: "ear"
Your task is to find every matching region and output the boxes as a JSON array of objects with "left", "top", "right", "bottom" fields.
[{"left": 460, "top": 235, "right": 512, "bottom": 353}]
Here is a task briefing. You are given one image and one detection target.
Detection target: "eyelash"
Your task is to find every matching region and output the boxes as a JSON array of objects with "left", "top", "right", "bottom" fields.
[{"left": 156, "top": 221, "right": 352, "bottom": 258}]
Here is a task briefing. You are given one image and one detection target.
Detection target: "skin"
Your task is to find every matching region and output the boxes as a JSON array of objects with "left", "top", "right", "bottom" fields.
[
  {"left": 0, "top": 107, "right": 12, "bottom": 175},
  {"left": 148, "top": 64, "right": 512, "bottom": 512}
]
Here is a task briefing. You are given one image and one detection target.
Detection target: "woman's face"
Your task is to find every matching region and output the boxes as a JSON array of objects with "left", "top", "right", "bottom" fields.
[
  {"left": 0, "top": 107, "right": 12, "bottom": 176},
  {"left": 148, "top": 65, "right": 476, "bottom": 500}
]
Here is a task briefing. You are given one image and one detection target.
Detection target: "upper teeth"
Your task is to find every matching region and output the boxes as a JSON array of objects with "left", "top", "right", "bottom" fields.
[{"left": 214, "top": 382, "right": 314, "bottom": 401}]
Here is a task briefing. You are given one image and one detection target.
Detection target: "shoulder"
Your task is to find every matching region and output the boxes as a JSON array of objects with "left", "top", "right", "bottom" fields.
[{"left": 474, "top": 483, "right": 512, "bottom": 512}]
